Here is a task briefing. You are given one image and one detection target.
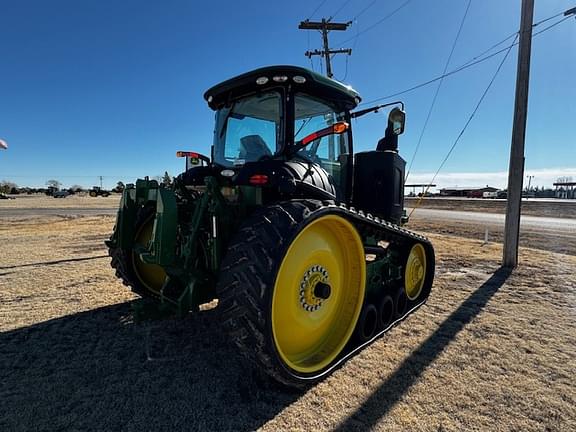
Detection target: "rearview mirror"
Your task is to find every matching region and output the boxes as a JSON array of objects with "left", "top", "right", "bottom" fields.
[{"left": 388, "top": 108, "right": 405, "bottom": 135}]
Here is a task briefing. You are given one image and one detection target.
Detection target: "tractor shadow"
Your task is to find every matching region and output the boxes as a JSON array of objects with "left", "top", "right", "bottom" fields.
[
  {"left": 0, "top": 303, "right": 301, "bottom": 432},
  {"left": 335, "top": 266, "right": 512, "bottom": 431}
]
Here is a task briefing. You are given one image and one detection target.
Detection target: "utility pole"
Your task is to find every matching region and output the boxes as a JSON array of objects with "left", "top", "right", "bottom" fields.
[
  {"left": 503, "top": 0, "right": 534, "bottom": 268},
  {"left": 526, "top": 175, "right": 534, "bottom": 191},
  {"left": 298, "top": 19, "right": 352, "bottom": 78},
  {"left": 99, "top": 175, "right": 103, "bottom": 189}
]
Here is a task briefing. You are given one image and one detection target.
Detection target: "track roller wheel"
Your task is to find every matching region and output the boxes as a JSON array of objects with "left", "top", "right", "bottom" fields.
[
  {"left": 394, "top": 287, "right": 408, "bottom": 319},
  {"left": 217, "top": 200, "right": 366, "bottom": 387},
  {"left": 377, "top": 295, "right": 394, "bottom": 330},
  {"left": 404, "top": 243, "right": 427, "bottom": 301},
  {"left": 354, "top": 303, "right": 378, "bottom": 343}
]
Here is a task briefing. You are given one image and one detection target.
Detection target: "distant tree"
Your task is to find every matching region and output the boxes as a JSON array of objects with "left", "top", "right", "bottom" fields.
[
  {"left": 70, "top": 184, "right": 84, "bottom": 192},
  {"left": 0, "top": 180, "right": 17, "bottom": 194},
  {"left": 46, "top": 179, "right": 61, "bottom": 190},
  {"left": 162, "top": 171, "right": 172, "bottom": 187}
]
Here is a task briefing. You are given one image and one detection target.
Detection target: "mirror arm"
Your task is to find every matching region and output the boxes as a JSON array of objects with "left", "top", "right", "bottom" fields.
[
  {"left": 288, "top": 122, "right": 349, "bottom": 156},
  {"left": 350, "top": 101, "right": 404, "bottom": 119}
]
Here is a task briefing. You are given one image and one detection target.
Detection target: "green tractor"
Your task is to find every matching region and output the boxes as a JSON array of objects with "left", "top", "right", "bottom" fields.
[
  {"left": 107, "top": 66, "right": 434, "bottom": 387},
  {"left": 89, "top": 186, "right": 110, "bottom": 197}
]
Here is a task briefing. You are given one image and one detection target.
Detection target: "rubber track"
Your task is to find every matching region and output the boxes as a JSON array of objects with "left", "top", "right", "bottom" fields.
[{"left": 216, "top": 199, "right": 434, "bottom": 387}]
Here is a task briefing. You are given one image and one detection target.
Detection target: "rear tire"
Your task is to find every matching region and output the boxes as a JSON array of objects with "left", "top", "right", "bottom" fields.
[
  {"left": 108, "top": 206, "right": 167, "bottom": 298},
  {"left": 217, "top": 200, "right": 366, "bottom": 387}
]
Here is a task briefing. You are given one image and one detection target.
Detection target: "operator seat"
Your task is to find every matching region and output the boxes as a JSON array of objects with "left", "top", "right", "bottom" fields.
[{"left": 240, "top": 135, "right": 273, "bottom": 161}]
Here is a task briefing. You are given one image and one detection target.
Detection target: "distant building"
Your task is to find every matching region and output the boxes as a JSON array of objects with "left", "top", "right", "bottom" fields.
[
  {"left": 553, "top": 182, "right": 575, "bottom": 199},
  {"left": 439, "top": 186, "right": 499, "bottom": 198}
]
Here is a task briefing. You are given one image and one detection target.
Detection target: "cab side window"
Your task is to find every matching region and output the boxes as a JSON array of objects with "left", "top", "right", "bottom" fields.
[{"left": 294, "top": 94, "right": 349, "bottom": 186}]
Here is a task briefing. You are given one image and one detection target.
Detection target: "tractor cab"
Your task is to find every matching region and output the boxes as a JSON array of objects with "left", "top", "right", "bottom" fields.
[
  {"left": 198, "top": 65, "right": 407, "bottom": 223},
  {"left": 194, "top": 66, "right": 359, "bottom": 201}
]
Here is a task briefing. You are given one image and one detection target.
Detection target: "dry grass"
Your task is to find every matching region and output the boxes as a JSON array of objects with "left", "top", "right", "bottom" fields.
[
  {"left": 0, "top": 215, "right": 133, "bottom": 330},
  {"left": 0, "top": 194, "right": 120, "bottom": 209},
  {"left": 408, "top": 218, "right": 576, "bottom": 256},
  {"left": 1, "top": 216, "right": 575, "bottom": 431}
]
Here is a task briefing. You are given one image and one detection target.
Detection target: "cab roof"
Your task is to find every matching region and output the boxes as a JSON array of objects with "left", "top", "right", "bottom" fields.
[{"left": 203, "top": 65, "right": 361, "bottom": 112}]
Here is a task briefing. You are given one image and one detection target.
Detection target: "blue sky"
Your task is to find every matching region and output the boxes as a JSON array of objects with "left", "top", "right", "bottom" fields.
[{"left": 1, "top": 0, "right": 574, "bottom": 189}]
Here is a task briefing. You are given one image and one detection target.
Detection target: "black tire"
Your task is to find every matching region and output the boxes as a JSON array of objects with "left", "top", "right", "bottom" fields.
[
  {"left": 107, "top": 206, "right": 165, "bottom": 299},
  {"left": 216, "top": 199, "right": 365, "bottom": 388}
]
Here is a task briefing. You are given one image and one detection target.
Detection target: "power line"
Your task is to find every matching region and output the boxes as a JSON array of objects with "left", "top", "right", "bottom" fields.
[
  {"left": 408, "top": 34, "right": 519, "bottom": 219},
  {"left": 306, "top": 30, "right": 315, "bottom": 71},
  {"left": 353, "top": 0, "right": 379, "bottom": 21},
  {"left": 459, "top": 10, "right": 573, "bottom": 69},
  {"left": 336, "top": 55, "right": 350, "bottom": 82},
  {"left": 360, "top": 13, "right": 573, "bottom": 106},
  {"left": 532, "top": 13, "right": 573, "bottom": 36},
  {"left": 335, "top": 0, "right": 415, "bottom": 48},
  {"left": 458, "top": 30, "right": 518, "bottom": 68},
  {"left": 308, "top": 0, "right": 329, "bottom": 20},
  {"left": 406, "top": 0, "right": 472, "bottom": 182},
  {"left": 341, "top": 2, "right": 569, "bottom": 55},
  {"left": 342, "top": 19, "right": 362, "bottom": 81},
  {"left": 532, "top": 9, "right": 565, "bottom": 26},
  {"left": 331, "top": 0, "right": 355, "bottom": 20},
  {"left": 361, "top": 47, "right": 512, "bottom": 105}
]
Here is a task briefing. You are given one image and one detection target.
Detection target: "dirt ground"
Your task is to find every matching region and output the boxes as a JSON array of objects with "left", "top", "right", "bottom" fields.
[
  {"left": 407, "top": 218, "right": 576, "bottom": 257},
  {"left": 1, "top": 215, "right": 574, "bottom": 431},
  {"left": 405, "top": 197, "right": 576, "bottom": 219},
  {"left": 403, "top": 197, "right": 576, "bottom": 256},
  {"left": 5, "top": 194, "right": 575, "bottom": 218}
]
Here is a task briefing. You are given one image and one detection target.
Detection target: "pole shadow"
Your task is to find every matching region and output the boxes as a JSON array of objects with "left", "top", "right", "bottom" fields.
[
  {"left": 0, "top": 303, "right": 301, "bottom": 431},
  {"left": 0, "top": 255, "right": 108, "bottom": 270},
  {"left": 335, "top": 267, "right": 512, "bottom": 431}
]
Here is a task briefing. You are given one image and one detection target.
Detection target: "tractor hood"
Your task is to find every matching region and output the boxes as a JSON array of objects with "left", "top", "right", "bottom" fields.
[{"left": 204, "top": 65, "right": 361, "bottom": 112}]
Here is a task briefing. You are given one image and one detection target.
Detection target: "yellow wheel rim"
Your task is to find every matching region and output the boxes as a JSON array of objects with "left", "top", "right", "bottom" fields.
[
  {"left": 131, "top": 217, "right": 167, "bottom": 294},
  {"left": 404, "top": 243, "right": 426, "bottom": 300},
  {"left": 271, "top": 215, "right": 366, "bottom": 374}
]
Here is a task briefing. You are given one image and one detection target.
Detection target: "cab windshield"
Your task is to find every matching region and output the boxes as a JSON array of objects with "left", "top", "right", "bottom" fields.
[
  {"left": 213, "top": 91, "right": 282, "bottom": 167},
  {"left": 294, "top": 93, "right": 349, "bottom": 188}
]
